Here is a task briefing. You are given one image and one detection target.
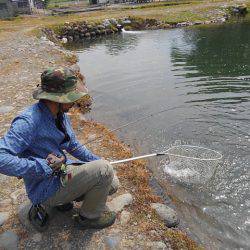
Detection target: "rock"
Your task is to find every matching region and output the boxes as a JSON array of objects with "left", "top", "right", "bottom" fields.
[
  {"left": 96, "top": 30, "right": 101, "bottom": 36},
  {"left": 109, "top": 18, "right": 118, "bottom": 25},
  {"left": 151, "top": 203, "right": 179, "bottom": 227},
  {"left": 31, "top": 233, "right": 42, "bottom": 242},
  {"left": 67, "top": 36, "right": 73, "bottom": 42},
  {"left": 100, "top": 29, "right": 105, "bottom": 35},
  {"left": 218, "top": 18, "right": 226, "bottom": 23},
  {"left": 103, "top": 19, "right": 111, "bottom": 27},
  {"left": 194, "top": 21, "right": 202, "bottom": 25},
  {"left": 81, "top": 28, "right": 87, "bottom": 34},
  {"left": 61, "top": 37, "right": 68, "bottom": 44},
  {"left": 117, "top": 24, "right": 123, "bottom": 31},
  {"left": 106, "top": 29, "right": 112, "bottom": 34},
  {"left": 0, "top": 105, "right": 14, "bottom": 114},
  {"left": 104, "top": 235, "right": 121, "bottom": 249},
  {"left": 97, "top": 25, "right": 105, "bottom": 30},
  {"left": 18, "top": 201, "right": 33, "bottom": 231},
  {"left": 111, "top": 27, "right": 118, "bottom": 33},
  {"left": 10, "top": 188, "right": 26, "bottom": 204},
  {"left": 47, "top": 40, "right": 55, "bottom": 46},
  {"left": 230, "top": 5, "right": 248, "bottom": 15},
  {"left": 107, "top": 193, "right": 133, "bottom": 212},
  {"left": 86, "top": 24, "right": 93, "bottom": 30},
  {"left": 59, "top": 242, "right": 71, "bottom": 249},
  {"left": 120, "top": 210, "right": 131, "bottom": 225},
  {"left": 150, "top": 230, "right": 158, "bottom": 237},
  {"left": 122, "top": 19, "right": 131, "bottom": 25},
  {"left": 85, "top": 32, "right": 91, "bottom": 38},
  {"left": 73, "top": 35, "right": 80, "bottom": 41},
  {"left": 177, "top": 22, "right": 188, "bottom": 27},
  {"left": 146, "top": 241, "right": 167, "bottom": 249},
  {"left": 79, "top": 34, "right": 85, "bottom": 39},
  {"left": 0, "top": 231, "right": 19, "bottom": 250},
  {"left": 0, "top": 212, "right": 10, "bottom": 226}
]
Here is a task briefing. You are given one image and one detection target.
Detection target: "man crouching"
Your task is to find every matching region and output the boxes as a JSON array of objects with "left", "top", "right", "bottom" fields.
[{"left": 0, "top": 67, "right": 118, "bottom": 231}]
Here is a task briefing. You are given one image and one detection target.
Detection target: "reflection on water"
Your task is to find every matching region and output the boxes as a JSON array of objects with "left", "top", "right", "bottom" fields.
[
  {"left": 76, "top": 19, "right": 250, "bottom": 249},
  {"left": 67, "top": 32, "right": 139, "bottom": 56},
  {"left": 171, "top": 23, "right": 250, "bottom": 108}
]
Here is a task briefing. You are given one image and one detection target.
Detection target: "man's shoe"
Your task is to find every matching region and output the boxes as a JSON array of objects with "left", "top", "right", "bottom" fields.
[
  {"left": 75, "top": 211, "right": 116, "bottom": 229},
  {"left": 56, "top": 202, "right": 74, "bottom": 212}
]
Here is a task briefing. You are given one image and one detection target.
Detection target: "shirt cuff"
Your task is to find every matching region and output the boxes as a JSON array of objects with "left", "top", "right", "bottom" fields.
[{"left": 35, "top": 158, "right": 53, "bottom": 177}]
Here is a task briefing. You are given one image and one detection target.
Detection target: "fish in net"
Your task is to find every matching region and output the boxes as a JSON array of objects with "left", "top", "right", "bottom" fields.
[{"left": 163, "top": 145, "right": 223, "bottom": 184}]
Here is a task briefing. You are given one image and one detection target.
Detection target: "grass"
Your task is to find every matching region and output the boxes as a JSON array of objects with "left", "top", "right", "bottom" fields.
[
  {"left": 1, "top": 0, "right": 249, "bottom": 37},
  {"left": 47, "top": 0, "right": 90, "bottom": 9}
]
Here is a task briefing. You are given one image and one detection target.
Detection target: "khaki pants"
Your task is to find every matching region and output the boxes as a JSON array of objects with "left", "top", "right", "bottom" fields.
[{"left": 43, "top": 160, "right": 119, "bottom": 219}]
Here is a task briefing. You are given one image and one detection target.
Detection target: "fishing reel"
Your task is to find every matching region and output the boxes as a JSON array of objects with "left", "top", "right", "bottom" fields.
[{"left": 46, "top": 153, "right": 67, "bottom": 177}]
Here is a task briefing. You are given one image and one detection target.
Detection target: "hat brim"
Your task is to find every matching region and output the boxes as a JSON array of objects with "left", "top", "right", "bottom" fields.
[{"left": 33, "top": 87, "right": 89, "bottom": 104}]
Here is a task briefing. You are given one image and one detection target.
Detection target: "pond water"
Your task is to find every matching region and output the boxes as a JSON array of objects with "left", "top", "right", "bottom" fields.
[{"left": 75, "top": 17, "right": 250, "bottom": 249}]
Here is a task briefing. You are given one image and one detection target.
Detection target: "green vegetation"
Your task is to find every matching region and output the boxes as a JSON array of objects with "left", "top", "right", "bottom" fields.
[
  {"left": 47, "top": 0, "right": 89, "bottom": 9},
  {"left": 0, "top": 1, "right": 249, "bottom": 36}
]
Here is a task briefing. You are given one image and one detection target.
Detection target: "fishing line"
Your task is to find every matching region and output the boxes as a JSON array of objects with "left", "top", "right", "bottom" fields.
[{"left": 83, "top": 105, "right": 185, "bottom": 146}]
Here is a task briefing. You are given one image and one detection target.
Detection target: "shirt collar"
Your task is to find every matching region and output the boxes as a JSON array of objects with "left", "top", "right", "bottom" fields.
[{"left": 38, "top": 101, "right": 56, "bottom": 121}]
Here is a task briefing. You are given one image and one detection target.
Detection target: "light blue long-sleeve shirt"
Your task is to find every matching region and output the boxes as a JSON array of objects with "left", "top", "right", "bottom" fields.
[{"left": 0, "top": 101, "right": 100, "bottom": 205}]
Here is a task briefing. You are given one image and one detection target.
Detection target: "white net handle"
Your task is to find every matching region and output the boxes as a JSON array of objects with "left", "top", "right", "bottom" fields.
[{"left": 110, "top": 145, "right": 222, "bottom": 165}]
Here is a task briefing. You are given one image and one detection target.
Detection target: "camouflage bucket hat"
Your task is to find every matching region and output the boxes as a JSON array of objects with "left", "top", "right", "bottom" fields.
[{"left": 33, "top": 67, "right": 88, "bottom": 104}]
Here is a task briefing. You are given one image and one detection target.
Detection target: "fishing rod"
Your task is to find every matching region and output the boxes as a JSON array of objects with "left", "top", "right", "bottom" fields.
[
  {"left": 69, "top": 103, "right": 223, "bottom": 174},
  {"left": 69, "top": 105, "right": 184, "bottom": 153}
]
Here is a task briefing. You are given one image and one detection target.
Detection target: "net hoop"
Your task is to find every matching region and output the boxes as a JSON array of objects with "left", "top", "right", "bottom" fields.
[{"left": 163, "top": 145, "right": 223, "bottom": 161}]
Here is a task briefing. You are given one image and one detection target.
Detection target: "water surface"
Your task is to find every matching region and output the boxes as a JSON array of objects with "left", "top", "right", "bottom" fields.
[{"left": 76, "top": 19, "right": 250, "bottom": 249}]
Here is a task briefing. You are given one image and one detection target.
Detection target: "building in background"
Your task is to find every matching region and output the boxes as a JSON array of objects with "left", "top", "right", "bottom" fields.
[
  {"left": 0, "top": 0, "right": 35, "bottom": 18},
  {"left": 0, "top": 0, "right": 15, "bottom": 18}
]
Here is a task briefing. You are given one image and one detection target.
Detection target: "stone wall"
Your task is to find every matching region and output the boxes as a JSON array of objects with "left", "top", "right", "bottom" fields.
[{"left": 56, "top": 19, "right": 123, "bottom": 44}]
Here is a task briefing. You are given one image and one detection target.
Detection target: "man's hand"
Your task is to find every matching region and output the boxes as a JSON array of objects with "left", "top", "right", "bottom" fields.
[{"left": 46, "top": 153, "right": 65, "bottom": 172}]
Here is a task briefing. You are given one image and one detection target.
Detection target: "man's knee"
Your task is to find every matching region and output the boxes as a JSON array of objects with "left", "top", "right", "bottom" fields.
[{"left": 97, "top": 160, "right": 114, "bottom": 184}]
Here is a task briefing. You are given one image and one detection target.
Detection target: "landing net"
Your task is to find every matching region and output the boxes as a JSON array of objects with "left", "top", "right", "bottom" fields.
[{"left": 163, "top": 145, "right": 222, "bottom": 184}]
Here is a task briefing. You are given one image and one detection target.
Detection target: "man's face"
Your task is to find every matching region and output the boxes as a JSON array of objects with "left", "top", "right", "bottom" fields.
[{"left": 61, "top": 102, "right": 74, "bottom": 113}]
